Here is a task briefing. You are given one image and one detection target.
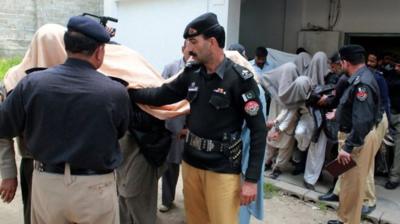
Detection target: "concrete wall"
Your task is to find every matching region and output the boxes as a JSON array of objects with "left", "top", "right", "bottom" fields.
[
  {"left": 293, "top": 0, "right": 400, "bottom": 54},
  {"left": 303, "top": 0, "right": 400, "bottom": 33},
  {"left": 239, "top": 0, "right": 286, "bottom": 59},
  {"left": 106, "top": 0, "right": 240, "bottom": 72},
  {"left": 240, "top": 0, "right": 400, "bottom": 56},
  {"left": 0, "top": 0, "right": 103, "bottom": 57}
]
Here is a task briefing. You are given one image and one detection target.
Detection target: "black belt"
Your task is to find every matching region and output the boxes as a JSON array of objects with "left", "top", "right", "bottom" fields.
[
  {"left": 185, "top": 131, "right": 243, "bottom": 167},
  {"left": 34, "top": 162, "right": 113, "bottom": 175},
  {"left": 185, "top": 131, "right": 241, "bottom": 152}
]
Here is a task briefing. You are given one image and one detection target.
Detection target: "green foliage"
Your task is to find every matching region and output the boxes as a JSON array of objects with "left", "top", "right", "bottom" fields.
[
  {"left": 316, "top": 201, "right": 328, "bottom": 213},
  {"left": 264, "top": 182, "right": 279, "bottom": 199},
  {"left": 0, "top": 58, "right": 21, "bottom": 80}
]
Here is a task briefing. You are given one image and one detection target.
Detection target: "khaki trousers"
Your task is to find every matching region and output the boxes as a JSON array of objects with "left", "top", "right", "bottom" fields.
[
  {"left": 266, "top": 139, "right": 295, "bottom": 170},
  {"left": 389, "top": 113, "right": 400, "bottom": 182},
  {"left": 31, "top": 164, "right": 119, "bottom": 224},
  {"left": 337, "top": 126, "right": 380, "bottom": 224},
  {"left": 334, "top": 115, "right": 388, "bottom": 207},
  {"left": 182, "top": 161, "right": 241, "bottom": 224}
]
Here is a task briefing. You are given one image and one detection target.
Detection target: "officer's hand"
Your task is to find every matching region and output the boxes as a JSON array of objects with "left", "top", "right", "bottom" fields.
[
  {"left": 337, "top": 150, "right": 351, "bottom": 165},
  {"left": 0, "top": 178, "right": 17, "bottom": 203},
  {"left": 240, "top": 181, "right": 257, "bottom": 206},
  {"left": 326, "top": 110, "right": 336, "bottom": 120}
]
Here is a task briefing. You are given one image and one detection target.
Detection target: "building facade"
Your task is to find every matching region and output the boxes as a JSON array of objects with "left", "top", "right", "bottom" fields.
[{"left": 0, "top": 0, "right": 103, "bottom": 57}]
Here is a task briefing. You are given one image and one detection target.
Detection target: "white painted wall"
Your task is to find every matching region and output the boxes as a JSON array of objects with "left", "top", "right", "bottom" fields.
[{"left": 103, "top": 0, "right": 241, "bottom": 72}]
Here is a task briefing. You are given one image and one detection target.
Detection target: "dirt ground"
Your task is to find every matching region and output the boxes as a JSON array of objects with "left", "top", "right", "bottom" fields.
[
  {"left": 0, "top": 156, "right": 373, "bottom": 224},
  {"left": 1, "top": 176, "right": 341, "bottom": 224}
]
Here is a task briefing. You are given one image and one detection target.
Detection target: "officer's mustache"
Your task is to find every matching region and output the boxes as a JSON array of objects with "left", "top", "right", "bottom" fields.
[{"left": 189, "top": 51, "right": 197, "bottom": 57}]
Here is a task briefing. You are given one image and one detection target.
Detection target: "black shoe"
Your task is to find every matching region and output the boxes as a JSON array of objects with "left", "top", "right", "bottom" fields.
[
  {"left": 385, "top": 181, "right": 399, "bottom": 190},
  {"left": 264, "top": 162, "right": 272, "bottom": 171},
  {"left": 361, "top": 204, "right": 376, "bottom": 215},
  {"left": 269, "top": 169, "right": 281, "bottom": 179},
  {"left": 318, "top": 193, "right": 339, "bottom": 202},
  {"left": 327, "top": 220, "right": 343, "bottom": 224},
  {"left": 303, "top": 180, "right": 315, "bottom": 190}
]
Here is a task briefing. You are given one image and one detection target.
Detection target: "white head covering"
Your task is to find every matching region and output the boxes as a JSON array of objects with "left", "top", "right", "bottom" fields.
[
  {"left": 305, "top": 51, "right": 329, "bottom": 86},
  {"left": 294, "top": 52, "right": 312, "bottom": 75},
  {"left": 261, "top": 62, "right": 312, "bottom": 109},
  {"left": 3, "top": 24, "right": 67, "bottom": 92}
]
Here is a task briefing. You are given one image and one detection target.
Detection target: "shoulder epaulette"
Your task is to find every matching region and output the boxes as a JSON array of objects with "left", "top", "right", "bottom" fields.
[
  {"left": 352, "top": 75, "right": 361, "bottom": 86},
  {"left": 232, "top": 63, "right": 254, "bottom": 80}
]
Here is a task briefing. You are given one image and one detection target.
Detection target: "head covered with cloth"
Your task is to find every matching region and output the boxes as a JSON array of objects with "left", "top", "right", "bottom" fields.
[
  {"left": 3, "top": 16, "right": 253, "bottom": 120},
  {"left": 261, "top": 63, "right": 313, "bottom": 109}
]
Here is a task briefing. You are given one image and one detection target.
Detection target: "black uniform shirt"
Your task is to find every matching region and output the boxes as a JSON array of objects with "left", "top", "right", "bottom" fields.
[
  {"left": 0, "top": 58, "right": 131, "bottom": 170},
  {"left": 131, "top": 58, "right": 267, "bottom": 182},
  {"left": 336, "top": 66, "right": 381, "bottom": 153},
  {"left": 325, "top": 74, "right": 349, "bottom": 109}
]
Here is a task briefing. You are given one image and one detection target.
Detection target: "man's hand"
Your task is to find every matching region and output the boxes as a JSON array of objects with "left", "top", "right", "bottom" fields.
[
  {"left": 337, "top": 149, "right": 352, "bottom": 165},
  {"left": 240, "top": 181, "right": 257, "bottom": 206},
  {"left": 267, "top": 130, "right": 280, "bottom": 141},
  {"left": 317, "top": 95, "right": 328, "bottom": 106},
  {"left": 266, "top": 120, "right": 275, "bottom": 129},
  {"left": 105, "top": 26, "right": 116, "bottom": 37},
  {"left": 0, "top": 178, "right": 17, "bottom": 203}
]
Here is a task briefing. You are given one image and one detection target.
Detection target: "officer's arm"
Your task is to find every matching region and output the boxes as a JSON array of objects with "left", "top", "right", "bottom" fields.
[
  {"left": 116, "top": 90, "right": 133, "bottom": 139},
  {"left": 343, "top": 85, "right": 376, "bottom": 153},
  {"left": 0, "top": 83, "right": 26, "bottom": 139},
  {"left": 0, "top": 139, "right": 17, "bottom": 179},
  {"left": 129, "top": 71, "right": 189, "bottom": 106},
  {"left": 242, "top": 79, "right": 267, "bottom": 182}
]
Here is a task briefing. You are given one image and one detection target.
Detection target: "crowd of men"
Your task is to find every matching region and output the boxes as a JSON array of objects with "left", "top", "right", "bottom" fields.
[
  {"left": 243, "top": 41, "right": 399, "bottom": 224},
  {"left": 0, "top": 11, "right": 399, "bottom": 224}
]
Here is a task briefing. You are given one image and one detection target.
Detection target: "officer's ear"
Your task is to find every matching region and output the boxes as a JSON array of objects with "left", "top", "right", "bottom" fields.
[{"left": 93, "top": 44, "right": 105, "bottom": 68}]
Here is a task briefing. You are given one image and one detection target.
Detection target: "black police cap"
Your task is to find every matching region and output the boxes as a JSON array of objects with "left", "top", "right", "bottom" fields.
[
  {"left": 183, "top": 12, "right": 221, "bottom": 39},
  {"left": 67, "top": 16, "right": 110, "bottom": 43},
  {"left": 339, "top": 44, "right": 366, "bottom": 61}
]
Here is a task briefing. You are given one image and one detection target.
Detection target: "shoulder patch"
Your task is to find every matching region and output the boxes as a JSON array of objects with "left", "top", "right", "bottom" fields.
[
  {"left": 356, "top": 87, "right": 368, "bottom": 101},
  {"left": 233, "top": 64, "right": 253, "bottom": 80},
  {"left": 244, "top": 100, "right": 260, "bottom": 116},
  {"left": 242, "top": 90, "right": 257, "bottom": 102}
]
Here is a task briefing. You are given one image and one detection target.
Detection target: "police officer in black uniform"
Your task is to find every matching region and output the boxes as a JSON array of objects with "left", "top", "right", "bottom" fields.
[
  {"left": 0, "top": 16, "right": 131, "bottom": 224},
  {"left": 129, "top": 12, "right": 266, "bottom": 224},
  {"left": 328, "top": 45, "right": 382, "bottom": 224}
]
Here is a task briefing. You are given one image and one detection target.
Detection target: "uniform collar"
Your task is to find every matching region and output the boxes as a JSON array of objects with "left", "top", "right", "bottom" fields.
[
  {"left": 214, "top": 56, "right": 228, "bottom": 79},
  {"left": 348, "top": 65, "right": 367, "bottom": 84},
  {"left": 64, "top": 58, "right": 96, "bottom": 69}
]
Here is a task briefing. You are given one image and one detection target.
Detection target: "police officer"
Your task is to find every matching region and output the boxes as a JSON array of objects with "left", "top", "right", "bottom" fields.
[
  {"left": 328, "top": 45, "right": 382, "bottom": 224},
  {"left": 0, "top": 16, "right": 131, "bottom": 224},
  {"left": 129, "top": 12, "right": 266, "bottom": 224}
]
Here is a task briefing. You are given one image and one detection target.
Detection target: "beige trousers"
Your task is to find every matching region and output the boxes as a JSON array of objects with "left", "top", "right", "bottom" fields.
[
  {"left": 31, "top": 164, "right": 119, "bottom": 224},
  {"left": 334, "top": 115, "right": 388, "bottom": 207},
  {"left": 337, "top": 126, "right": 379, "bottom": 224},
  {"left": 182, "top": 161, "right": 241, "bottom": 224}
]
